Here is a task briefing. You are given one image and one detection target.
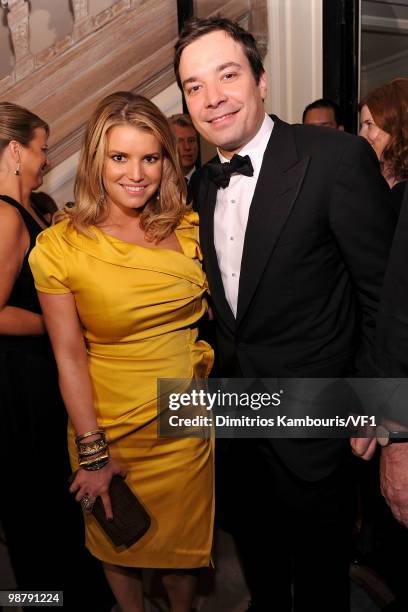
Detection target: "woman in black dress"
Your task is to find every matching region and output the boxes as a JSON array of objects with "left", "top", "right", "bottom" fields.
[{"left": 0, "top": 102, "right": 112, "bottom": 610}]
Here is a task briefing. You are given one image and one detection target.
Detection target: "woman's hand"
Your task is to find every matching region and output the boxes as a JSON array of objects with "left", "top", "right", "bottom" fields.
[{"left": 69, "top": 458, "right": 127, "bottom": 520}]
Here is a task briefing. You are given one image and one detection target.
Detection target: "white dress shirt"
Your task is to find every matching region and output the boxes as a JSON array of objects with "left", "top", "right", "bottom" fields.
[
  {"left": 185, "top": 166, "right": 196, "bottom": 184},
  {"left": 214, "top": 114, "right": 274, "bottom": 317}
]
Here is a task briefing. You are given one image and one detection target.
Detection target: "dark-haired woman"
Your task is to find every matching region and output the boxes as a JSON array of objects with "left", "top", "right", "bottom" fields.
[{"left": 0, "top": 101, "right": 112, "bottom": 610}]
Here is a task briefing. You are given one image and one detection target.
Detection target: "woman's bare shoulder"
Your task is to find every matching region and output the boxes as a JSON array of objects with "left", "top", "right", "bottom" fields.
[{"left": 0, "top": 199, "right": 25, "bottom": 236}]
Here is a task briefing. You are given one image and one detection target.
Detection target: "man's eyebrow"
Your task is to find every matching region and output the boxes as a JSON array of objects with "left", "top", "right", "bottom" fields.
[
  {"left": 217, "top": 61, "right": 242, "bottom": 72},
  {"left": 182, "top": 62, "right": 242, "bottom": 89},
  {"left": 182, "top": 76, "right": 199, "bottom": 89}
]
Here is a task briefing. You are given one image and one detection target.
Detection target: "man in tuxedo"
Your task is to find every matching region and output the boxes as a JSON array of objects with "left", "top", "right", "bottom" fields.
[{"left": 174, "top": 17, "right": 395, "bottom": 611}]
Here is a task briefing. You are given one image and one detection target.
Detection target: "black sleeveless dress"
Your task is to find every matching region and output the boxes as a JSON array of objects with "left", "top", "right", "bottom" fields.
[{"left": 0, "top": 196, "right": 113, "bottom": 610}]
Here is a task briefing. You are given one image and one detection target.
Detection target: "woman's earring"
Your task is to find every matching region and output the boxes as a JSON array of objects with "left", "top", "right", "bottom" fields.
[{"left": 14, "top": 163, "right": 20, "bottom": 176}]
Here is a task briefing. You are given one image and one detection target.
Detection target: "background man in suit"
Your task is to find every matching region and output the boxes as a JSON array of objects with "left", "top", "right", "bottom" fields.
[
  {"left": 169, "top": 113, "right": 199, "bottom": 184},
  {"left": 302, "top": 97, "right": 344, "bottom": 130},
  {"left": 174, "top": 17, "right": 395, "bottom": 611}
]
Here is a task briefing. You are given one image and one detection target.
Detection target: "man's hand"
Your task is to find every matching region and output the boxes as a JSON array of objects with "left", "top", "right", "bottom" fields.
[
  {"left": 350, "top": 436, "right": 377, "bottom": 460},
  {"left": 381, "top": 444, "right": 408, "bottom": 528}
]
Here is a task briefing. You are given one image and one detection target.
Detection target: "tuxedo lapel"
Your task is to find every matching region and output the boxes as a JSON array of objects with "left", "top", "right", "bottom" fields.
[
  {"left": 199, "top": 173, "right": 236, "bottom": 329},
  {"left": 236, "top": 117, "right": 310, "bottom": 326}
]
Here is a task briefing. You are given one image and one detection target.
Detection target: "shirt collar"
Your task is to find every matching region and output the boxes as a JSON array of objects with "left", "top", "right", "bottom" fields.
[
  {"left": 217, "top": 114, "right": 274, "bottom": 177},
  {"left": 185, "top": 166, "right": 196, "bottom": 181}
]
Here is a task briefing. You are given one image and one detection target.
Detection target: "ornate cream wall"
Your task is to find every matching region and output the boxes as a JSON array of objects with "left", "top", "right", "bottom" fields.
[
  {"left": 0, "top": 0, "right": 115, "bottom": 77},
  {"left": 2, "top": 0, "right": 324, "bottom": 202}
]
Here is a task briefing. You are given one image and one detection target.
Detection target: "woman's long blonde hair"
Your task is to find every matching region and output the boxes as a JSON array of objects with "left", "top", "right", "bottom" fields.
[{"left": 58, "top": 92, "right": 187, "bottom": 241}]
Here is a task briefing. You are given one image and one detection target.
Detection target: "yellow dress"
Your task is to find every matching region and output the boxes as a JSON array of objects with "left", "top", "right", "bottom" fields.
[{"left": 29, "top": 211, "right": 214, "bottom": 568}]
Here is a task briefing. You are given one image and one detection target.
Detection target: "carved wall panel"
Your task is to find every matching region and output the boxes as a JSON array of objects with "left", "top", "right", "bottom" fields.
[
  {"left": 72, "top": 0, "right": 89, "bottom": 20},
  {"left": 5, "top": 0, "right": 34, "bottom": 79},
  {"left": 1, "top": 0, "right": 178, "bottom": 166},
  {"left": 0, "top": 0, "right": 268, "bottom": 168},
  {"left": 29, "top": 0, "right": 73, "bottom": 56}
]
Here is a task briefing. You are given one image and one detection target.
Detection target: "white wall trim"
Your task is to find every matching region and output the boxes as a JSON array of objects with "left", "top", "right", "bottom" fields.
[
  {"left": 265, "top": 0, "right": 287, "bottom": 118},
  {"left": 310, "top": 0, "right": 323, "bottom": 106},
  {"left": 265, "top": 0, "right": 322, "bottom": 123}
]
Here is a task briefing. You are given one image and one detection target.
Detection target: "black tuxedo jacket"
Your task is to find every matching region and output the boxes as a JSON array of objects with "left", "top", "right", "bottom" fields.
[
  {"left": 376, "top": 181, "right": 408, "bottom": 376},
  {"left": 373, "top": 182, "right": 408, "bottom": 426},
  {"left": 192, "top": 116, "right": 396, "bottom": 479}
]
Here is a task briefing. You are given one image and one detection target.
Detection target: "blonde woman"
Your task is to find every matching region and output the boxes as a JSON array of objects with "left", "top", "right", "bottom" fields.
[{"left": 29, "top": 92, "right": 214, "bottom": 612}]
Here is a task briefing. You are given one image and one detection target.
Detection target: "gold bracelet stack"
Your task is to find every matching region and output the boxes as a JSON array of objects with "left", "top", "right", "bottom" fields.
[{"left": 75, "top": 428, "right": 109, "bottom": 471}]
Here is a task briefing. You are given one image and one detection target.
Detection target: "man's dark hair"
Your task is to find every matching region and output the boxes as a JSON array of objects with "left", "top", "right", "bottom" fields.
[
  {"left": 302, "top": 98, "right": 343, "bottom": 126},
  {"left": 174, "top": 17, "right": 264, "bottom": 90}
]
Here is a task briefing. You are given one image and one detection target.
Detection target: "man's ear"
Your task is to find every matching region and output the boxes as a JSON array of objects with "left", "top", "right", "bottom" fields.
[{"left": 259, "top": 71, "right": 267, "bottom": 101}]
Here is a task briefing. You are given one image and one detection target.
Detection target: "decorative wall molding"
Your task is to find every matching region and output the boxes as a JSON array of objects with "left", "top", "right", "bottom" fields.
[
  {"left": 0, "top": 1, "right": 133, "bottom": 88},
  {"left": 72, "top": 0, "right": 89, "bottom": 21},
  {"left": 72, "top": 0, "right": 93, "bottom": 41},
  {"left": 1, "top": 0, "right": 179, "bottom": 167},
  {"left": 4, "top": 0, "right": 34, "bottom": 80},
  {"left": 0, "top": 0, "right": 269, "bottom": 192},
  {"left": 0, "top": 2, "right": 158, "bottom": 91}
]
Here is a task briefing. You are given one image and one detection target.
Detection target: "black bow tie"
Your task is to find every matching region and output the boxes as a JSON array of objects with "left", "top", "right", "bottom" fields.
[{"left": 207, "top": 154, "right": 254, "bottom": 189}]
